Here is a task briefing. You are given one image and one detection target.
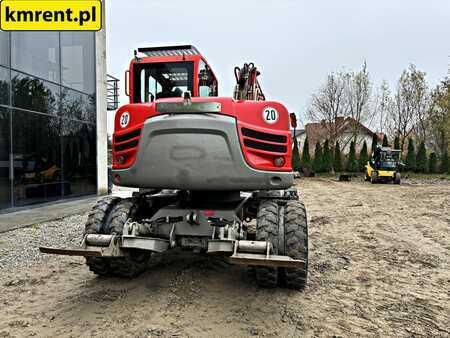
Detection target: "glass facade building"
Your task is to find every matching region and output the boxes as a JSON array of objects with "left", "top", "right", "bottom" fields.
[{"left": 0, "top": 31, "right": 97, "bottom": 210}]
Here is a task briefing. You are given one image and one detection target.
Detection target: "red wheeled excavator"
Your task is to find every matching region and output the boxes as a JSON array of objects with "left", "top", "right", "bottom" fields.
[{"left": 40, "top": 45, "right": 308, "bottom": 289}]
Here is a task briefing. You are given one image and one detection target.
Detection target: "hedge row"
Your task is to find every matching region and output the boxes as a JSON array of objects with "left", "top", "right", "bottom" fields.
[{"left": 293, "top": 137, "right": 449, "bottom": 174}]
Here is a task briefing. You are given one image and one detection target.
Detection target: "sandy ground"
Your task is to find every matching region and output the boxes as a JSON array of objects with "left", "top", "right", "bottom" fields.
[{"left": 0, "top": 178, "right": 449, "bottom": 338}]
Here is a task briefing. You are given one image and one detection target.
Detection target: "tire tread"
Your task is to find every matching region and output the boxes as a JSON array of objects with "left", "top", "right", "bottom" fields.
[
  {"left": 255, "top": 200, "right": 279, "bottom": 288},
  {"left": 284, "top": 200, "right": 308, "bottom": 289},
  {"left": 84, "top": 197, "right": 149, "bottom": 278}
]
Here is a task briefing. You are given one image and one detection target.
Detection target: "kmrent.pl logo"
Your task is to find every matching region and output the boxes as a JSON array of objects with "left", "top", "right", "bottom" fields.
[{"left": 0, "top": 0, "right": 102, "bottom": 31}]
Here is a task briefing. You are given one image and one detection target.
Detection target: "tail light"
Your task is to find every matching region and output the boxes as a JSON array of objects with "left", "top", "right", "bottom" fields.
[
  {"left": 116, "top": 155, "right": 126, "bottom": 165},
  {"left": 273, "top": 156, "right": 286, "bottom": 167}
]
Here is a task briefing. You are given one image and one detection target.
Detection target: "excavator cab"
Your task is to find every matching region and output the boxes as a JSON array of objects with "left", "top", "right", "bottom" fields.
[{"left": 126, "top": 45, "right": 218, "bottom": 103}]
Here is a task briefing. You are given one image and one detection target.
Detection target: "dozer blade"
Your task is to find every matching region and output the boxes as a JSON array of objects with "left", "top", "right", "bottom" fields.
[
  {"left": 39, "top": 234, "right": 125, "bottom": 258},
  {"left": 210, "top": 240, "right": 306, "bottom": 269},
  {"left": 39, "top": 234, "right": 169, "bottom": 258},
  {"left": 229, "top": 253, "right": 305, "bottom": 269},
  {"left": 39, "top": 243, "right": 125, "bottom": 257},
  {"left": 39, "top": 246, "right": 103, "bottom": 257}
]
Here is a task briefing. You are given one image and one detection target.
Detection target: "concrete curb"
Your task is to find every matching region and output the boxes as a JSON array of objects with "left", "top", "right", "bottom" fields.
[{"left": 0, "top": 197, "right": 98, "bottom": 233}]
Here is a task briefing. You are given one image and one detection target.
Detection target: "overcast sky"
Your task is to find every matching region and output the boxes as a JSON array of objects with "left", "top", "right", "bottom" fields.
[{"left": 106, "top": 0, "right": 450, "bottom": 132}]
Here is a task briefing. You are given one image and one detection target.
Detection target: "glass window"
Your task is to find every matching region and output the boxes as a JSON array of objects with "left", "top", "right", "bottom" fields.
[
  {"left": 0, "top": 31, "right": 9, "bottom": 67},
  {"left": 61, "top": 120, "right": 96, "bottom": 197},
  {"left": 0, "top": 107, "right": 11, "bottom": 209},
  {"left": 11, "top": 32, "right": 60, "bottom": 83},
  {"left": 61, "top": 87, "right": 95, "bottom": 122},
  {"left": 12, "top": 110, "right": 63, "bottom": 206},
  {"left": 12, "top": 71, "right": 60, "bottom": 115},
  {"left": 198, "top": 60, "right": 218, "bottom": 97},
  {"left": 61, "top": 32, "right": 95, "bottom": 95},
  {"left": 133, "top": 62, "right": 194, "bottom": 103},
  {"left": 0, "top": 66, "right": 10, "bottom": 105}
]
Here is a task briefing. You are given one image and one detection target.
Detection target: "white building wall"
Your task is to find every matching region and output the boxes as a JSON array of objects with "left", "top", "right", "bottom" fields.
[
  {"left": 296, "top": 133, "right": 307, "bottom": 148},
  {"left": 95, "top": 0, "right": 108, "bottom": 195},
  {"left": 365, "top": 135, "right": 374, "bottom": 154}
]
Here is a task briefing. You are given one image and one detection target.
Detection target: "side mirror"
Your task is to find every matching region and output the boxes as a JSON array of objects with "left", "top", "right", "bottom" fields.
[
  {"left": 290, "top": 113, "right": 297, "bottom": 129},
  {"left": 124, "top": 70, "right": 130, "bottom": 97}
]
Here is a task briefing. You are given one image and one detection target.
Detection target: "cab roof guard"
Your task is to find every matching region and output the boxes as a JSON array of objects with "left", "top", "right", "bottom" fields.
[{"left": 137, "top": 45, "right": 200, "bottom": 57}]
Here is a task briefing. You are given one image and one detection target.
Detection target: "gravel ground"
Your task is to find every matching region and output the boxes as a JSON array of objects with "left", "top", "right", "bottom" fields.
[
  {"left": 0, "top": 215, "right": 86, "bottom": 269},
  {"left": 0, "top": 179, "right": 449, "bottom": 337}
]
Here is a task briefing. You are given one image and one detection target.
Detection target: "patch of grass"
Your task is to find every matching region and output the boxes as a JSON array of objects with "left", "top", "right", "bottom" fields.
[{"left": 31, "top": 223, "right": 40, "bottom": 230}]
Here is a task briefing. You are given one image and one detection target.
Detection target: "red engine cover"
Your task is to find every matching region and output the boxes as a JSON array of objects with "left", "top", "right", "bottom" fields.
[{"left": 112, "top": 97, "right": 292, "bottom": 172}]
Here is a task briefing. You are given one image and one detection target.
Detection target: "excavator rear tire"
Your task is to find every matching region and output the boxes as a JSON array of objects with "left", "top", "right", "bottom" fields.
[
  {"left": 255, "top": 200, "right": 280, "bottom": 288},
  {"left": 107, "top": 199, "right": 150, "bottom": 278},
  {"left": 84, "top": 196, "right": 121, "bottom": 276},
  {"left": 84, "top": 197, "right": 150, "bottom": 278},
  {"left": 283, "top": 200, "right": 308, "bottom": 289}
]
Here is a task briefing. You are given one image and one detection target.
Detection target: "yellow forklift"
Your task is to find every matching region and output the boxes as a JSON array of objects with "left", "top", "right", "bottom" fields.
[{"left": 365, "top": 146, "right": 402, "bottom": 184}]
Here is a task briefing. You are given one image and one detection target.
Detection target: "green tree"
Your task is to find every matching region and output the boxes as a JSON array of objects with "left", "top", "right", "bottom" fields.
[
  {"left": 301, "top": 137, "right": 311, "bottom": 170},
  {"left": 12, "top": 76, "right": 57, "bottom": 114},
  {"left": 440, "top": 150, "right": 449, "bottom": 174},
  {"left": 394, "top": 64, "right": 429, "bottom": 149},
  {"left": 429, "top": 77, "right": 450, "bottom": 160},
  {"left": 346, "top": 141, "right": 359, "bottom": 172},
  {"left": 371, "top": 133, "right": 378, "bottom": 154},
  {"left": 394, "top": 136, "right": 400, "bottom": 150},
  {"left": 382, "top": 134, "right": 389, "bottom": 147},
  {"left": 0, "top": 79, "right": 8, "bottom": 104},
  {"left": 322, "top": 140, "right": 332, "bottom": 172},
  {"left": 428, "top": 152, "right": 437, "bottom": 173},
  {"left": 358, "top": 141, "right": 368, "bottom": 172},
  {"left": 333, "top": 141, "right": 342, "bottom": 172},
  {"left": 415, "top": 141, "right": 427, "bottom": 173},
  {"left": 313, "top": 141, "right": 323, "bottom": 173},
  {"left": 405, "top": 138, "right": 416, "bottom": 171},
  {"left": 292, "top": 136, "right": 301, "bottom": 171}
]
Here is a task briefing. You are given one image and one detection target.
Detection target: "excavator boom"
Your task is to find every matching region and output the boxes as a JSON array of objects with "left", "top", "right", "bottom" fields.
[{"left": 233, "top": 62, "right": 266, "bottom": 101}]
